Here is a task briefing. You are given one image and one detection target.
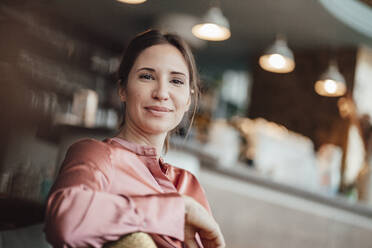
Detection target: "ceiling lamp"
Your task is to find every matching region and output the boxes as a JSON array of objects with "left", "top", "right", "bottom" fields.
[
  {"left": 314, "top": 60, "right": 347, "bottom": 97},
  {"left": 155, "top": 13, "right": 207, "bottom": 49},
  {"left": 192, "top": 7, "right": 231, "bottom": 41},
  {"left": 259, "top": 35, "right": 295, "bottom": 73},
  {"left": 116, "top": 0, "right": 146, "bottom": 4}
]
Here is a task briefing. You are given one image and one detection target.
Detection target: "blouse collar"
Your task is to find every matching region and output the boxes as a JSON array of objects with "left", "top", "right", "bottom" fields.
[
  {"left": 110, "top": 137, "right": 158, "bottom": 157},
  {"left": 110, "top": 137, "right": 167, "bottom": 172}
]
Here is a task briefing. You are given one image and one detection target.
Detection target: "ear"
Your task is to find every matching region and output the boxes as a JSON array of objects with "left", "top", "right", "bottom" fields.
[{"left": 118, "top": 87, "right": 126, "bottom": 102}]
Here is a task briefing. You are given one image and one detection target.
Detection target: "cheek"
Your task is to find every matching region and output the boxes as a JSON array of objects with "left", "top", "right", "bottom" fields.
[
  {"left": 175, "top": 97, "right": 191, "bottom": 117},
  {"left": 126, "top": 84, "right": 146, "bottom": 104},
  {"left": 175, "top": 86, "right": 191, "bottom": 106},
  {"left": 175, "top": 94, "right": 188, "bottom": 107}
]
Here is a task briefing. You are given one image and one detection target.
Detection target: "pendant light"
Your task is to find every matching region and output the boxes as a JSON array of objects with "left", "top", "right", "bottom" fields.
[
  {"left": 116, "top": 0, "right": 146, "bottom": 4},
  {"left": 314, "top": 60, "right": 347, "bottom": 97},
  {"left": 192, "top": 6, "right": 231, "bottom": 41},
  {"left": 259, "top": 35, "right": 295, "bottom": 73}
]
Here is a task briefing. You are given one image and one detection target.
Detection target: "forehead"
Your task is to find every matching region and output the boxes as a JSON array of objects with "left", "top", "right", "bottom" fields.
[{"left": 133, "top": 44, "right": 189, "bottom": 75}]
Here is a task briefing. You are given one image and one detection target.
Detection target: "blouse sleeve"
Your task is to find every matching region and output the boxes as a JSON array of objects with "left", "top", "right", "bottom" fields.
[
  {"left": 44, "top": 139, "right": 185, "bottom": 248},
  {"left": 169, "top": 167, "right": 214, "bottom": 248},
  {"left": 171, "top": 167, "right": 212, "bottom": 214}
]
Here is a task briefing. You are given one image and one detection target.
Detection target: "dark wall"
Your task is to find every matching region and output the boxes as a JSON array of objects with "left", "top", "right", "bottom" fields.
[{"left": 248, "top": 48, "right": 357, "bottom": 149}]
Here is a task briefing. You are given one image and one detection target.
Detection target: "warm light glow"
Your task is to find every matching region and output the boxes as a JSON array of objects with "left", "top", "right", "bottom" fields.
[
  {"left": 314, "top": 79, "right": 347, "bottom": 97},
  {"left": 192, "top": 23, "right": 231, "bottom": 41},
  {"left": 268, "top": 54, "right": 286, "bottom": 69},
  {"left": 259, "top": 54, "right": 295, "bottom": 73},
  {"left": 116, "top": 0, "right": 146, "bottom": 4},
  {"left": 324, "top": 79, "right": 337, "bottom": 94}
]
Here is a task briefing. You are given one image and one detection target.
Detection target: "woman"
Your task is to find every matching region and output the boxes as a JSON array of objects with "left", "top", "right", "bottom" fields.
[{"left": 44, "top": 30, "right": 225, "bottom": 248}]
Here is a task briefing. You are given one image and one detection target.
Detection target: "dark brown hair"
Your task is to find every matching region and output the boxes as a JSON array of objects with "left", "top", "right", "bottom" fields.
[{"left": 117, "top": 29, "right": 200, "bottom": 152}]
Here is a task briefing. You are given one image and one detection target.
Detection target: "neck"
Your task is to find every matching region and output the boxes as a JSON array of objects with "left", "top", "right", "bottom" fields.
[{"left": 117, "top": 123, "right": 167, "bottom": 159}]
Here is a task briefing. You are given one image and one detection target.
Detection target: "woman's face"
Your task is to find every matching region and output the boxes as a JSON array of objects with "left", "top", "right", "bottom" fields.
[{"left": 120, "top": 44, "right": 191, "bottom": 135}]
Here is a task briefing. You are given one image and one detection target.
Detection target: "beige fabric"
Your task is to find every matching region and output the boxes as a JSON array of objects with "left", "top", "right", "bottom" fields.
[{"left": 103, "top": 232, "right": 157, "bottom": 248}]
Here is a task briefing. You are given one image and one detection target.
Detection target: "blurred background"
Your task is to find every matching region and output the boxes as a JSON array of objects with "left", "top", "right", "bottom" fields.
[{"left": 1, "top": 0, "right": 372, "bottom": 247}]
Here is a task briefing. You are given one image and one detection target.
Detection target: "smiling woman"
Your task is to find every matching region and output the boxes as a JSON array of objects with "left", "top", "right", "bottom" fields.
[
  {"left": 116, "top": 30, "right": 200, "bottom": 153},
  {"left": 118, "top": 43, "right": 191, "bottom": 139},
  {"left": 44, "top": 30, "right": 225, "bottom": 248}
]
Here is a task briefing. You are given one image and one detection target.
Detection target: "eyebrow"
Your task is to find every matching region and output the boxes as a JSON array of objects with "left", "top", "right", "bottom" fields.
[
  {"left": 136, "top": 67, "right": 155, "bottom": 72},
  {"left": 136, "top": 67, "right": 187, "bottom": 77},
  {"left": 170, "top": 71, "right": 186, "bottom": 77}
]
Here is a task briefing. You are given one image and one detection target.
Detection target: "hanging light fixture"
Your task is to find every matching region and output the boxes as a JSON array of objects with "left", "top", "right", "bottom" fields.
[
  {"left": 192, "top": 6, "right": 231, "bottom": 41},
  {"left": 259, "top": 35, "right": 295, "bottom": 73},
  {"left": 314, "top": 60, "right": 347, "bottom": 97},
  {"left": 116, "top": 0, "right": 146, "bottom": 4}
]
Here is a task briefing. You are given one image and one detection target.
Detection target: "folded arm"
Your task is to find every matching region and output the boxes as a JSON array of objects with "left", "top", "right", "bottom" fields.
[{"left": 44, "top": 140, "right": 185, "bottom": 248}]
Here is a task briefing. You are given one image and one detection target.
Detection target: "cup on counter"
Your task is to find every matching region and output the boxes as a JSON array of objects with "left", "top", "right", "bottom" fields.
[{"left": 72, "top": 89, "right": 99, "bottom": 127}]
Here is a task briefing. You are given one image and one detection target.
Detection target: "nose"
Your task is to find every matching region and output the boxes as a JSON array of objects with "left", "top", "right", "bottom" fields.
[{"left": 152, "top": 77, "right": 169, "bottom": 101}]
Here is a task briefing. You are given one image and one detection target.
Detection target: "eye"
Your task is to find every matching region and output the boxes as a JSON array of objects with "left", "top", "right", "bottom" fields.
[
  {"left": 139, "top": 73, "right": 154, "bottom": 80},
  {"left": 170, "top": 79, "right": 185, "bottom": 85}
]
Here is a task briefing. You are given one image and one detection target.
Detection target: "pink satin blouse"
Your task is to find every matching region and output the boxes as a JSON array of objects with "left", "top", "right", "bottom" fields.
[{"left": 44, "top": 137, "right": 211, "bottom": 248}]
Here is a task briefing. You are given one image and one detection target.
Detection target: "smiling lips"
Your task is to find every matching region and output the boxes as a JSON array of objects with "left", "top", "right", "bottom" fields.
[{"left": 144, "top": 106, "right": 172, "bottom": 116}]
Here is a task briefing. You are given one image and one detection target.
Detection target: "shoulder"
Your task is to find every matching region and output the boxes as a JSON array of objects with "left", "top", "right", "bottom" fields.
[
  {"left": 66, "top": 138, "right": 110, "bottom": 156},
  {"left": 63, "top": 138, "right": 112, "bottom": 168},
  {"left": 68, "top": 138, "right": 109, "bottom": 150}
]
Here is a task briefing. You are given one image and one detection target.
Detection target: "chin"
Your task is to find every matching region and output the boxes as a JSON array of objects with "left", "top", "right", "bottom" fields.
[{"left": 141, "top": 121, "right": 179, "bottom": 135}]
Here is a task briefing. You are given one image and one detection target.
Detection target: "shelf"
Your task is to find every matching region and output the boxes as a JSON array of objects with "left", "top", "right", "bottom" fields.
[{"left": 37, "top": 123, "right": 117, "bottom": 143}]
